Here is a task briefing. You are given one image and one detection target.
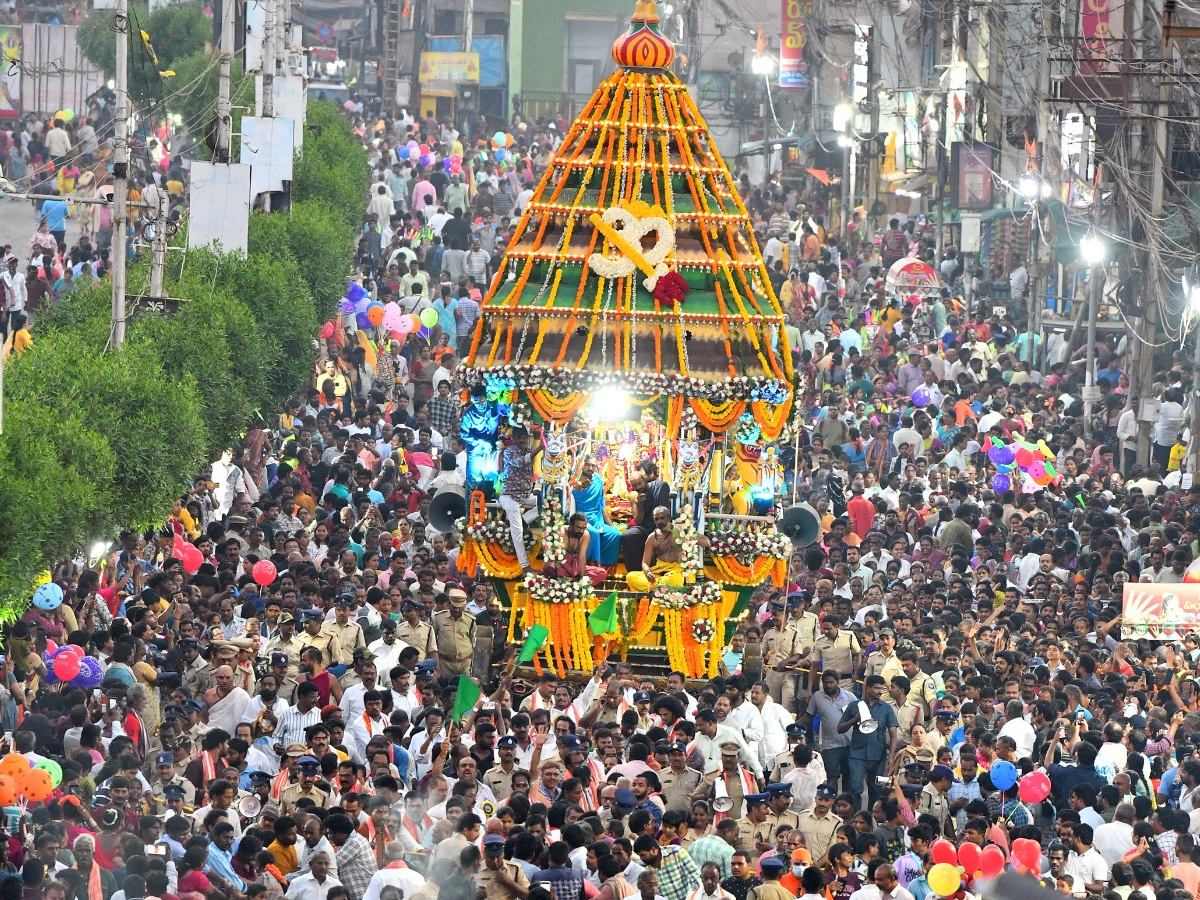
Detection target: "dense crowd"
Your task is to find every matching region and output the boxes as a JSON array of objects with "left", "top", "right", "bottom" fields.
[{"left": 4, "top": 91, "right": 1200, "bottom": 900}]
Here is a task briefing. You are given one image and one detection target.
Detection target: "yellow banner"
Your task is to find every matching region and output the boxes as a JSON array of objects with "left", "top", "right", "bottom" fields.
[{"left": 419, "top": 51, "right": 480, "bottom": 84}]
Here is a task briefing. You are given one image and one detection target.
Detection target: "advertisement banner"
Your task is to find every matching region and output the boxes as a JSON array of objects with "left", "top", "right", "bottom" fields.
[
  {"left": 419, "top": 51, "right": 480, "bottom": 84},
  {"left": 950, "top": 143, "right": 995, "bottom": 211},
  {"left": 779, "top": 0, "right": 811, "bottom": 89},
  {"left": 0, "top": 27, "right": 21, "bottom": 119},
  {"left": 1122, "top": 582, "right": 1200, "bottom": 640}
]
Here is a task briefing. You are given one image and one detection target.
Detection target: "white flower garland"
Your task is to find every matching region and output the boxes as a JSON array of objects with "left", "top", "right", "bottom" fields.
[
  {"left": 674, "top": 508, "right": 703, "bottom": 575},
  {"left": 458, "top": 365, "right": 787, "bottom": 405},
  {"left": 524, "top": 572, "right": 594, "bottom": 604},
  {"left": 708, "top": 528, "right": 793, "bottom": 564},
  {"left": 692, "top": 617, "right": 716, "bottom": 643},
  {"left": 653, "top": 579, "right": 722, "bottom": 610},
  {"left": 541, "top": 500, "right": 568, "bottom": 568}
]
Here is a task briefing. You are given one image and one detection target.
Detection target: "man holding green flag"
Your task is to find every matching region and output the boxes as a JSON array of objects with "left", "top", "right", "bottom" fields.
[{"left": 452, "top": 674, "right": 482, "bottom": 722}]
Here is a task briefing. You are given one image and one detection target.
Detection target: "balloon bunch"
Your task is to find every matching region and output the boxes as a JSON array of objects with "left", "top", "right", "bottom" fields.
[
  {"left": 442, "top": 155, "right": 464, "bottom": 176},
  {"left": 491, "top": 131, "right": 514, "bottom": 162},
  {"left": 398, "top": 140, "right": 436, "bottom": 168},
  {"left": 928, "top": 839, "right": 1005, "bottom": 896},
  {"left": 0, "top": 754, "right": 60, "bottom": 804},
  {"left": 173, "top": 541, "right": 204, "bottom": 574},
  {"left": 42, "top": 642, "right": 103, "bottom": 688},
  {"left": 985, "top": 436, "right": 1059, "bottom": 494},
  {"left": 338, "top": 282, "right": 387, "bottom": 330}
]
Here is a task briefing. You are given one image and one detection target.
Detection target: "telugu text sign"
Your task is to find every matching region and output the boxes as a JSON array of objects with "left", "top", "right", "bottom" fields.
[
  {"left": 419, "top": 52, "right": 480, "bottom": 84},
  {"left": 779, "top": 0, "right": 811, "bottom": 89}
]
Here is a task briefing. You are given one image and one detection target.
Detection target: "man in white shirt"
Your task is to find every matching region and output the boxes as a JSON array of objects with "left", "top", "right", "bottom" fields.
[
  {"left": 1094, "top": 804, "right": 1136, "bottom": 866},
  {"left": 286, "top": 851, "right": 341, "bottom": 900},
  {"left": 1064, "top": 823, "right": 1110, "bottom": 894}
]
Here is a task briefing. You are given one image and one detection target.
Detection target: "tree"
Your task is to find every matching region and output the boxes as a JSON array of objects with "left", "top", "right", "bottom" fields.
[
  {"left": 294, "top": 101, "right": 369, "bottom": 226},
  {"left": 249, "top": 201, "right": 355, "bottom": 321},
  {"left": 167, "top": 49, "right": 255, "bottom": 159}
]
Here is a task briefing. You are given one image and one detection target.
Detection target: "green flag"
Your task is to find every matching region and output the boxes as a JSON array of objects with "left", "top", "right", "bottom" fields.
[
  {"left": 517, "top": 624, "right": 550, "bottom": 663},
  {"left": 452, "top": 674, "right": 482, "bottom": 722},
  {"left": 588, "top": 591, "right": 619, "bottom": 635}
]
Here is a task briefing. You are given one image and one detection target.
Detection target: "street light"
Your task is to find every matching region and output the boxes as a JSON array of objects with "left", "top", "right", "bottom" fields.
[
  {"left": 1080, "top": 231, "right": 1106, "bottom": 438},
  {"left": 752, "top": 53, "right": 775, "bottom": 187},
  {"left": 834, "top": 103, "right": 854, "bottom": 241},
  {"left": 1018, "top": 173, "right": 1041, "bottom": 201},
  {"left": 1080, "top": 233, "right": 1106, "bottom": 266}
]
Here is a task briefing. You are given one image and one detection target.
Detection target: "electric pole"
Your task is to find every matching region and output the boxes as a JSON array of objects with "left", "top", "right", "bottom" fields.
[
  {"left": 110, "top": 0, "right": 130, "bottom": 350},
  {"left": 148, "top": 190, "right": 169, "bottom": 299},
  {"left": 263, "top": 0, "right": 276, "bottom": 117},
  {"left": 216, "top": 0, "right": 234, "bottom": 162}
]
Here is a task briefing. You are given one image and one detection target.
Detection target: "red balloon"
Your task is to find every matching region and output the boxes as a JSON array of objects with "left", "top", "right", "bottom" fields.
[
  {"left": 930, "top": 839, "right": 958, "bottom": 866},
  {"left": 181, "top": 543, "right": 203, "bottom": 574},
  {"left": 1012, "top": 837, "right": 1043, "bottom": 872},
  {"left": 67, "top": 644, "right": 85, "bottom": 656},
  {"left": 957, "top": 841, "right": 981, "bottom": 874},
  {"left": 44, "top": 639, "right": 58, "bottom": 656},
  {"left": 252, "top": 560, "right": 277, "bottom": 587},
  {"left": 53, "top": 653, "right": 81, "bottom": 681},
  {"left": 979, "top": 844, "right": 1005, "bottom": 879},
  {"left": 1018, "top": 770, "right": 1052, "bottom": 804},
  {"left": 1014, "top": 447, "right": 1034, "bottom": 467}
]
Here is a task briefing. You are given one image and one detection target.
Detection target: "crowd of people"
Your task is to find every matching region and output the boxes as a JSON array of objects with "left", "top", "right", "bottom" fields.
[{"left": 4, "top": 76, "right": 1200, "bottom": 900}]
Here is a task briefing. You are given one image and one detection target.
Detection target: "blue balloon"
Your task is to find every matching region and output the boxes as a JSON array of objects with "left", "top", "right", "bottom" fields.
[
  {"left": 398, "top": 147, "right": 410, "bottom": 160},
  {"left": 992, "top": 446, "right": 1016, "bottom": 467},
  {"left": 494, "top": 149, "right": 507, "bottom": 162},
  {"left": 991, "top": 473, "right": 1012, "bottom": 493},
  {"left": 990, "top": 760, "right": 1018, "bottom": 792},
  {"left": 910, "top": 387, "right": 930, "bottom": 406},
  {"left": 346, "top": 282, "right": 368, "bottom": 306},
  {"left": 32, "top": 582, "right": 63, "bottom": 611},
  {"left": 339, "top": 299, "right": 356, "bottom": 315},
  {"left": 355, "top": 312, "right": 372, "bottom": 330}
]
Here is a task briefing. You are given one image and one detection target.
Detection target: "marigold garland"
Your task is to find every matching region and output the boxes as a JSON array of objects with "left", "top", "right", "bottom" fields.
[
  {"left": 687, "top": 397, "right": 747, "bottom": 431},
  {"left": 708, "top": 555, "right": 787, "bottom": 588}
]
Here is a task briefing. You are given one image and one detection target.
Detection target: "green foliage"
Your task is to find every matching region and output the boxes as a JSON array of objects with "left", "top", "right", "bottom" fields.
[
  {"left": 167, "top": 49, "right": 256, "bottom": 160},
  {"left": 294, "top": 102, "right": 369, "bottom": 226},
  {"left": 78, "top": 1, "right": 211, "bottom": 107},
  {"left": 249, "top": 202, "right": 354, "bottom": 321}
]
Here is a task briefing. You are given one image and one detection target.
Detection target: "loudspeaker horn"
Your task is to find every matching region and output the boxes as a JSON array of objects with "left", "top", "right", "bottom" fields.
[
  {"left": 778, "top": 502, "right": 820, "bottom": 547},
  {"left": 429, "top": 485, "right": 469, "bottom": 533},
  {"left": 238, "top": 794, "right": 262, "bottom": 819},
  {"left": 712, "top": 777, "right": 734, "bottom": 813}
]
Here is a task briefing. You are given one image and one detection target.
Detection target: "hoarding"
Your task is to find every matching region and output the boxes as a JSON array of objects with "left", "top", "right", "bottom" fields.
[
  {"left": 779, "top": 0, "right": 812, "bottom": 89},
  {"left": 419, "top": 51, "right": 480, "bottom": 84},
  {"left": 1122, "top": 582, "right": 1200, "bottom": 640}
]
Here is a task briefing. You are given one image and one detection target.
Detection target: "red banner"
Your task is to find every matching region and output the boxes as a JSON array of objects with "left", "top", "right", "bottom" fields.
[{"left": 780, "top": 0, "right": 811, "bottom": 89}]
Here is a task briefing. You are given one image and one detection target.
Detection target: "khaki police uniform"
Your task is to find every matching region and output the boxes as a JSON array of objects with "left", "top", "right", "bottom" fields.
[
  {"left": 770, "top": 750, "right": 797, "bottom": 783},
  {"left": 299, "top": 629, "right": 342, "bottom": 667},
  {"left": 917, "top": 784, "right": 954, "bottom": 838},
  {"left": 691, "top": 768, "right": 754, "bottom": 820},
  {"left": 906, "top": 669, "right": 938, "bottom": 719},
  {"left": 279, "top": 783, "right": 331, "bottom": 816},
  {"left": 324, "top": 620, "right": 367, "bottom": 666},
  {"left": 276, "top": 676, "right": 300, "bottom": 705},
  {"left": 811, "top": 631, "right": 860, "bottom": 689},
  {"left": 182, "top": 658, "right": 214, "bottom": 696},
  {"left": 748, "top": 882, "right": 798, "bottom": 900},
  {"left": 262, "top": 635, "right": 306, "bottom": 678},
  {"left": 150, "top": 776, "right": 196, "bottom": 814},
  {"left": 477, "top": 858, "right": 530, "bottom": 900},
  {"left": 863, "top": 650, "right": 905, "bottom": 690},
  {"left": 796, "top": 809, "right": 842, "bottom": 863},
  {"left": 895, "top": 700, "right": 924, "bottom": 745},
  {"left": 397, "top": 620, "right": 438, "bottom": 661},
  {"left": 735, "top": 816, "right": 763, "bottom": 860},
  {"left": 432, "top": 610, "right": 476, "bottom": 677},
  {"left": 763, "top": 808, "right": 801, "bottom": 840},
  {"left": 764, "top": 624, "right": 804, "bottom": 712},
  {"left": 483, "top": 764, "right": 520, "bottom": 803},
  {"left": 659, "top": 766, "right": 703, "bottom": 814}
]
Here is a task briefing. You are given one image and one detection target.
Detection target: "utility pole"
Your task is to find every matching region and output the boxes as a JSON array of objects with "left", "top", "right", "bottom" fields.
[
  {"left": 935, "top": 92, "right": 948, "bottom": 257},
  {"left": 216, "top": 0, "right": 234, "bottom": 163},
  {"left": 1083, "top": 261, "right": 1100, "bottom": 439},
  {"left": 865, "top": 20, "right": 880, "bottom": 246},
  {"left": 110, "top": 0, "right": 129, "bottom": 350},
  {"left": 462, "top": 0, "right": 474, "bottom": 51},
  {"left": 262, "top": 0, "right": 276, "bottom": 117},
  {"left": 148, "top": 190, "right": 169, "bottom": 299}
]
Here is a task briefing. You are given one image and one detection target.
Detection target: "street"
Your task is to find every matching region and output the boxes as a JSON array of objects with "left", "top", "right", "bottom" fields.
[{"left": 0, "top": 193, "right": 80, "bottom": 259}]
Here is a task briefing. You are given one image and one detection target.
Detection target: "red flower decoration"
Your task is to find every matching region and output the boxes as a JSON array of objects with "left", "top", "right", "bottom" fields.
[{"left": 653, "top": 270, "right": 690, "bottom": 306}]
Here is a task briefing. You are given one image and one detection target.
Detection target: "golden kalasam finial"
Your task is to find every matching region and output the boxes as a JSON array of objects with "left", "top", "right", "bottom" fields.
[{"left": 633, "top": 0, "right": 661, "bottom": 23}]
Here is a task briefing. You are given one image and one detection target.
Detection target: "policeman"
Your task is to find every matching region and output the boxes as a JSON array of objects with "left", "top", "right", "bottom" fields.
[
  {"left": 484, "top": 735, "right": 522, "bottom": 801},
  {"left": 754, "top": 856, "right": 796, "bottom": 900},
  {"left": 737, "top": 792, "right": 772, "bottom": 861},
  {"left": 162, "top": 782, "right": 192, "bottom": 819},
  {"left": 262, "top": 613, "right": 305, "bottom": 679},
  {"left": 770, "top": 723, "right": 807, "bottom": 782},
  {"left": 763, "top": 782, "right": 801, "bottom": 835},
  {"left": 659, "top": 741, "right": 703, "bottom": 814},
  {"left": 180, "top": 638, "right": 213, "bottom": 696},
  {"left": 917, "top": 764, "right": 955, "bottom": 838},
  {"left": 396, "top": 600, "right": 438, "bottom": 662},
  {"left": 271, "top": 652, "right": 301, "bottom": 704},
  {"left": 432, "top": 589, "right": 475, "bottom": 678},
  {"left": 150, "top": 750, "right": 195, "bottom": 815},
  {"left": 279, "top": 755, "right": 331, "bottom": 815},
  {"left": 324, "top": 594, "right": 367, "bottom": 666},
  {"left": 298, "top": 609, "right": 341, "bottom": 666},
  {"left": 796, "top": 783, "right": 842, "bottom": 865}
]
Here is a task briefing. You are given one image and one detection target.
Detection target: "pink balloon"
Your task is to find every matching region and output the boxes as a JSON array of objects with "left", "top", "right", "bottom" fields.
[
  {"left": 394, "top": 315, "right": 414, "bottom": 336},
  {"left": 1018, "top": 771, "right": 1052, "bottom": 804},
  {"left": 53, "top": 653, "right": 81, "bottom": 681},
  {"left": 181, "top": 544, "right": 203, "bottom": 574}
]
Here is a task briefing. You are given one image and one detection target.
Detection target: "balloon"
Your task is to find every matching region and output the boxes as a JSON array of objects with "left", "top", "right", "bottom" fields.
[
  {"left": 1029, "top": 460, "right": 1048, "bottom": 483},
  {"left": 1014, "top": 447, "right": 1034, "bottom": 467},
  {"left": 0, "top": 775, "right": 16, "bottom": 806},
  {"left": 252, "top": 560, "right": 277, "bottom": 587},
  {"left": 35, "top": 759, "right": 62, "bottom": 788},
  {"left": 419, "top": 308, "right": 439, "bottom": 328},
  {"left": 69, "top": 656, "right": 102, "bottom": 688},
  {"left": 394, "top": 315, "right": 415, "bottom": 336},
  {"left": 928, "top": 863, "right": 961, "bottom": 896},
  {"left": 957, "top": 841, "right": 981, "bottom": 875},
  {"left": 418, "top": 144, "right": 430, "bottom": 156},
  {"left": 354, "top": 296, "right": 372, "bottom": 314},
  {"left": 32, "top": 582, "right": 64, "bottom": 611},
  {"left": 398, "top": 147, "right": 410, "bottom": 159},
  {"left": 990, "top": 473, "right": 1011, "bottom": 493},
  {"left": 320, "top": 321, "right": 336, "bottom": 340},
  {"left": 992, "top": 445, "right": 1016, "bottom": 467},
  {"left": 53, "top": 652, "right": 81, "bottom": 681},
  {"left": 44, "top": 639, "right": 58, "bottom": 656},
  {"left": 505, "top": 133, "right": 514, "bottom": 148},
  {"left": 181, "top": 544, "right": 203, "bottom": 574},
  {"left": 339, "top": 299, "right": 356, "bottom": 315},
  {"left": 407, "top": 139, "right": 419, "bottom": 152},
  {"left": 930, "top": 839, "right": 957, "bottom": 866},
  {"left": 989, "top": 760, "right": 1017, "bottom": 791},
  {"left": 367, "top": 304, "right": 385, "bottom": 326},
  {"left": 979, "top": 844, "right": 1005, "bottom": 879},
  {"left": 346, "top": 282, "right": 368, "bottom": 305},
  {"left": 1018, "top": 771, "right": 1052, "bottom": 804},
  {"left": 494, "top": 149, "right": 507, "bottom": 162},
  {"left": 22, "top": 767, "right": 52, "bottom": 803},
  {"left": 910, "top": 387, "right": 930, "bottom": 406},
  {"left": 382, "top": 310, "right": 405, "bottom": 333},
  {"left": 417, "top": 325, "right": 431, "bottom": 339},
  {"left": 0, "top": 756, "right": 29, "bottom": 780},
  {"left": 356, "top": 312, "right": 372, "bottom": 330},
  {"left": 418, "top": 153, "right": 433, "bottom": 167},
  {"left": 405, "top": 314, "right": 421, "bottom": 333},
  {"left": 443, "top": 158, "right": 453, "bottom": 173},
  {"left": 67, "top": 644, "right": 85, "bottom": 657},
  {"left": 1012, "top": 837, "right": 1043, "bottom": 872}
]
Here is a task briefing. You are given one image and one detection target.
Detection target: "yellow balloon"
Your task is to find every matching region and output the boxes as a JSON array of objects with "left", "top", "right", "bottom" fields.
[
  {"left": 32, "top": 570, "right": 51, "bottom": 587},
  {"left": 928, "top": 863, "right": 961, "bottom": 897}
]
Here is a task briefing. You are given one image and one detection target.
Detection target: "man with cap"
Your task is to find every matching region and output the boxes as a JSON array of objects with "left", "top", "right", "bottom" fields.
[
  {"left": 484, "top": 734, "right": 522, "bottom": 802},
  {"left": 692, "top": 741, "right": 762, "bottom": 822},
  {"left": 796, "top": 783, "right": 841, "bottom": 866},
  {"left": 762, "top": 598, "right": 811, "bottom": 712},
  {"left": 762, "top": 784, "right": 800, "bottom": 839},
  {"left": 180, "top": 638, "right": 214, "bottom": 696},
  {"left": 263, "top": 613, "right": 305, "bottom": 679},
  {"left": 917, "top": 765, "right": 955, "bottom": 839},
  {"left": 736, "top": 792, "right": 771, "bottom": 861},
  {"left": 752, "top": 856, "right": 793, "bottom": 900},
  {"left": 280, "top": 755, "right": 331, "bottom": 815},
  {"left": 660, "top": 741, "right": 703, "bottom": 814},
  {"left": 324, "top": 594, "right": 368, "bottom": 667},
  {"left": 299, "top": 607, "right": 343, "bottom": 668},
  {"left": 271, "top": 652, "right": 301, "bottom": 704},
  {"left": 863, "top": 627, "right": 904, "bottom": 697},
  {"left": 477, "top": 833, "right": 531, "bottom": 900},
  {"left": 432, "top": 588, "right": 476, "bottom": 678},
  {"left": 396, "top": 599, "right": 438, "bottom": 662},
  {"left": 150, "top": 750, "right": 196, "bottom": 814},
  {"left": 770, "top": 724, "right": 808, "bottom": 782}
]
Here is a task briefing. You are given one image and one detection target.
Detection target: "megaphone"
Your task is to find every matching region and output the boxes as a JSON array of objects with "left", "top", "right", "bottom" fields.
[
  {"left": 778, "top": 503, "right": 820, "bottom": 548},
  {"left": 429, "top": 485, "right": 469, "bottom": 534},
  {"left": 237, "top": 794, "right": 262, "bottom": 819},
  {"left": 712, "top": 777, "right": 734, "bottom": 813}
]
